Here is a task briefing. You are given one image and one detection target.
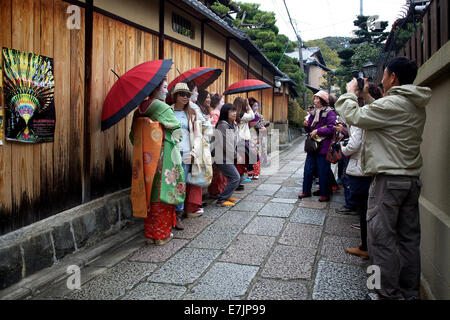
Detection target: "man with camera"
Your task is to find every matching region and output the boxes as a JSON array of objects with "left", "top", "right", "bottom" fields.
[{"left": 335, "top": 56, "right": 432, "bottom": 300}]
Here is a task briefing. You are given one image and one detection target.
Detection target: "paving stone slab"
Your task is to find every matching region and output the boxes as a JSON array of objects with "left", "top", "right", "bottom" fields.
[
  {"left": 298, "top": 199, "right": 328, "bottom": 210},
  {"left": 173, "top": 218, "right": 214, "bottom": 240},
  {"left": 243, "top": 217, "right": 285, "bottom": 237},
  {"left": 265, "top": 176, "right": 289, "bottom": 184},
  {"left": 69, "top": 261, "right": 158, "bottom": 300},
  {"left": 245, "top": 195, "right": 271, "bottom": 203},
  {"left": 229, "top": 201, "right": 265, "bottom": 212},
  {"left": 290, "top": 208, "right": 326, "bottom": 226},
  {"left": 257, "top": 203, "right": 294, "bottom": 218},
  {"left": 128, "top": 239, "right": 189, "bottom": 263},
  {"left": 261, "top": 245, "right": 316, "bottom": 280},
  {"left": 270, "top": 198, "right": 297, "bottom": 204},
  {"left": 320, "top": 235, "right": 370, "bottom": 267},
  {"left": 201, "top": 206, "right": 229, "bottom": 219},
  {"left": 278, "top": 223, "right": 322, "bottom": 249},
  {"left": 247, "top": 279, "right": 308, "bottom": 300},
  {"left": 256, "top": 184, "right": 282, "bottom": 192},
  {"left": 219, "top": 234, "right": 275, "bottom": 265},
  {"left": 148, "top": 248, "right": 221, "bottom": 285},
  {"left": 187, "top": 224, "right": 243, "bottom": 250},
  {"left": 214, "top": 210, "right": 255, "bottom": 227},
  {"left": 312, "top": 260, "right": 368, "bottom": 300},
  {"left": 324, "top": 216, "right": 360, "bottom": 238},
  {"left": 121, "top": 283, "right": 186, "bottom": 300},
  {"left": 274, "top": 186, "right": 301, "bottom": 199},
  {"left": 184, "top": 262, "right": 259, "bottom": 300}
]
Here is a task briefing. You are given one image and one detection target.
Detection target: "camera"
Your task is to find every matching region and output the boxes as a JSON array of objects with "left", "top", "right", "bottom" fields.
[{"left": 352, "top": 70, "right": 365, "bottom": 91}]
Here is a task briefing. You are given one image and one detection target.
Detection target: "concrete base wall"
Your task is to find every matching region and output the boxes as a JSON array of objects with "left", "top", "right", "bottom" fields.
[
  {"left": 415, "top": 40, "right": 450, "bottom": 300},
  {"left": 0, "top": 189, "right": 134, "bottom": 290}
]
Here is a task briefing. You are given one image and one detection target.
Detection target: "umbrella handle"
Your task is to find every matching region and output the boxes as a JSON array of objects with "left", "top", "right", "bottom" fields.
[{"left": 111, "top": 69, "right": 120, "bottom": 79}]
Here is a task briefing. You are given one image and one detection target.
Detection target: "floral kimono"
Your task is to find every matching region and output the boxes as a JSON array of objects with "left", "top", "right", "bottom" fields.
[{"left": 130, "top": 98, "right": 185, "bottom": 240}]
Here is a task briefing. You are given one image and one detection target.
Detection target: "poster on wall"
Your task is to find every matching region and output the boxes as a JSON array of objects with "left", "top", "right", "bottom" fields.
[
  {"left": 0, "top": 64, "right": 3, "bottom": 145},
  {"left": 2, "top": 47, "right": 55, "bottom": 143}
]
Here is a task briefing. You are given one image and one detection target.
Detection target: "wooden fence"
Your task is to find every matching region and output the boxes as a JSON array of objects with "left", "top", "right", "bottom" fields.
[
  {"left": 0, "top": 0, "right": 284, "bottom": 235},
  {"left": 401, "top": 0, "right": 449, "bottom": 67}
]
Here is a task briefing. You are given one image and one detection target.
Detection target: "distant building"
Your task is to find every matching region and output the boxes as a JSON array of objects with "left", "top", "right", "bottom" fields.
[{"left": 287, "top": 47, "right": 331, "bottom": 93}]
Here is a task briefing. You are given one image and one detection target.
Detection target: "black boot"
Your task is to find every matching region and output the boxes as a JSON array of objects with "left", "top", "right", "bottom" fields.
[{"left": 175, "top": 210, "right": 184, "bottom": 230}]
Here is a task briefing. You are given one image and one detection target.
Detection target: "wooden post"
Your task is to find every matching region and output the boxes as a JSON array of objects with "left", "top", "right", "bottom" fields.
[
  {"left": 159, "top": 0, "right": 165, "bottom": 59},
  {"left": 423, "top": 11, "right": 430, "bottom": 61},
  {"left": 200, "top": 21, "right": 204, "bottom": 67},
  {"left": 411, "top": 32, "right": 416, "bottom": 62},
  {"left": 416, "top": 24, "right": 423, "bottom": 67},
  {"left": 441, "top": 0, "right": 449, "bottom": 47},
  {"left": 83, "top": 0, "right": 93, "bottom": 203},
  {"left": 225, "top": 37, "right": 229, "bottom": 103},
  {"left": 430, "top": 0, "right": 439, "bottom": 55}
]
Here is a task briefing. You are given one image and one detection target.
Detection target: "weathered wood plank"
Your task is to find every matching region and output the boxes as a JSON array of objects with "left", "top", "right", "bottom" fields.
[
  {"left": 53, "top": 0, "right": 71, "bottom": 200},
  {"left": 124, "top": 25, "right": 137, "bottom": 166},
  {"left": 90, "top": 12, "right": 105, "bottom": 194},
  {"left": 69, "top": 5, "right": 85, "bottom": 202},
  {"left": 202, "top": 53, "right": 226, "bottom": 95},
  {"left": 0, "top": 0, "right": 13, "bottom": 221},
  {"left": 416, "top": 24, "right": 423, "bottom": 67},
  {"left": 11, "top": 0, "right": 35, "bottom": 226},
  {"left": 423, "top": 11, "right": 430, "bottom": 61},
  {"left": 441, "top": 0, "right": 449, "bottom": 46},
  {"left": 103, "top": 16, "right": 116, "bottom": 182},
  {"left": 32, "top": 0, "right": 41, "bottom": 211},
  {"left": 430, "top": 0, "right": 439, "bottom": 55},
  {"left": 39, "top": 0, "right": 54, "bottom": 207},
  {"left": 113, "top": 20, "right": 126, "bottom": 171}
]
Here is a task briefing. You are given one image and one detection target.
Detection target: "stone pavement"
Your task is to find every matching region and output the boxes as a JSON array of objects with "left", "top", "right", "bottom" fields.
[{"left": 33, "top": 138, "right": 369, "bottom": 300}]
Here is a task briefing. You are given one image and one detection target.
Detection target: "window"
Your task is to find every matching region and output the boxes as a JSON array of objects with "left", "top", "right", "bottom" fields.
[{"left": 172, "top": 13, "right": 195, "bottom": 39}]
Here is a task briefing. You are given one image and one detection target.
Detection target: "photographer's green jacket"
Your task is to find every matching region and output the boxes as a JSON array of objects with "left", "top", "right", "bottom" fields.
[{"left": 335, "top": 85, "right": 432, "bottom": 176}]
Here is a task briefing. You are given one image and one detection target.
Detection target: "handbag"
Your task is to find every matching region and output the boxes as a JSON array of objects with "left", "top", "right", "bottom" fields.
[
  {"left": 304, "top": 135, "right": 319, "bottom": 153},
  {"left": 186, "top": 137, "right": 213, "bottom": 187},
  {"left": 326, "top": 132, "right": 343, "bottom": 164}
]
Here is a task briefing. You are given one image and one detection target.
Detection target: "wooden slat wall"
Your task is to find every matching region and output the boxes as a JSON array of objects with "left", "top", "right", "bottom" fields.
[
  {"left": 0, "top": 0, "right": 284, "bottom": 235},
  {"left": 227, "top": 57, "right": 247, "bottom": 104},
  {"left": 262, "top": 88, "right": 273, "bottom": 122},
  {"left": 90, "top": 13, "right": 159, "bottom": 197},
  {"left": 248, "top": 72, "right": 261, "bottom": 104},
  {"left": 202, "top": 53, "right": 225, "bottom": 95},
  {"left": 0, "top": 0, "right": 85, "bottom": 234},
  {"left": 164, "top": 39, "right": 201, "bottom": 85}
]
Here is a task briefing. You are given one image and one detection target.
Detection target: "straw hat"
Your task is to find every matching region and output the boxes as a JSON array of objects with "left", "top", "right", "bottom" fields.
[
  {"left": 314, "top": 90, "right": 329, "bottom": 105},
  {"left": 172, "top": 82, "right": 191, "bottom": 97}
]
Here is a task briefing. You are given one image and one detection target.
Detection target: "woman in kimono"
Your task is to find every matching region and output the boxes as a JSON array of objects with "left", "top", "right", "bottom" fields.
[{"left": 129, "top": 77, "right": 185, "bottom": 246}]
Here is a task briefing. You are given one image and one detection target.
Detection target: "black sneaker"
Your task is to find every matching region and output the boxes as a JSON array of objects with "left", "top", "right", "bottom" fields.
[{"left": 335, "top": 206, "right": 358, "bottom": 215}]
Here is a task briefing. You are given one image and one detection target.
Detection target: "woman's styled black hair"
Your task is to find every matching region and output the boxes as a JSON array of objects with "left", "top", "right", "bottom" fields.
[{"left": 215, "top": 103, "right": 236, "bottom": 128}]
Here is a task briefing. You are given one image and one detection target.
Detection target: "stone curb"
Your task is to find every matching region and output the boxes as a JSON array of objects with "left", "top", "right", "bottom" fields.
[
  {"left": 0, "top": 188, "right": 135, "bottom": 292},
  {"left": 0, "top": 222, "right": 144, "bottom": 300}
]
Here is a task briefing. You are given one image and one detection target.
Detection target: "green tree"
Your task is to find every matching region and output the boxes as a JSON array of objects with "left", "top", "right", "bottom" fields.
[
  {"left": 304, "top": 39, "right": 341, "bottom": 69},
  {"left": 351, "top": 43, "right": 381, "bottom": 71},
  {"left": 351, "top": 15, "right": 389, "bottom": 46}
]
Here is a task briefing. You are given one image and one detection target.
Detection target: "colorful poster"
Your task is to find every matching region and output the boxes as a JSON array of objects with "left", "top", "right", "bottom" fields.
[
  {"left": 2, "top": 47, "right": 55, "bottom": 143},
  {"left": 0, "top": 64, "right": 3, "bottom": 145}
]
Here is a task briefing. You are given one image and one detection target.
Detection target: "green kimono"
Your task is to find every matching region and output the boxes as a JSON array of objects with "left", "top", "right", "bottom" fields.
[{"left": 130, "top": 99, "right": 185, "bottom": 205}]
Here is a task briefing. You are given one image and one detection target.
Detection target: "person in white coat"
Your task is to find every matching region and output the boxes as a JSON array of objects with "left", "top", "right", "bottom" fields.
[
  {"left": 233, "top": 97, "right": 255, "bottom": 184},
  {"left": 341, "top": 124, "right": 372, "bottom": 259}
]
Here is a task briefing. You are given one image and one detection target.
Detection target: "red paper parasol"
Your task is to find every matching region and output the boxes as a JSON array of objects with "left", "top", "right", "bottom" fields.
[
  {"left": 167, "top": 67, "right": 222, "bottom": 93},
  {"left": 101, "top": 59, "right": 173, "bottom": 131},
  {"left": 223, "top": 79, "right": 272, "bottom": 95}
]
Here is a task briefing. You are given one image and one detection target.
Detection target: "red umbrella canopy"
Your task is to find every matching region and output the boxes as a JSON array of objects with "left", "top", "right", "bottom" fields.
[
  {"left": 167, "top": 67, "right": 222, "bottom": 93},
  {"left": 223, "top": 79, "right": 272, "bottom": 95},
  {"left": 101, "top": 59, "right": 172, "bottom": 131}
]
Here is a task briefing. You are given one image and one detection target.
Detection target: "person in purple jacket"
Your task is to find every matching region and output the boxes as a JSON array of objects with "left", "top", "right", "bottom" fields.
[{"left": 299, "top": 90, "right": 337, "bottom": 202}]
